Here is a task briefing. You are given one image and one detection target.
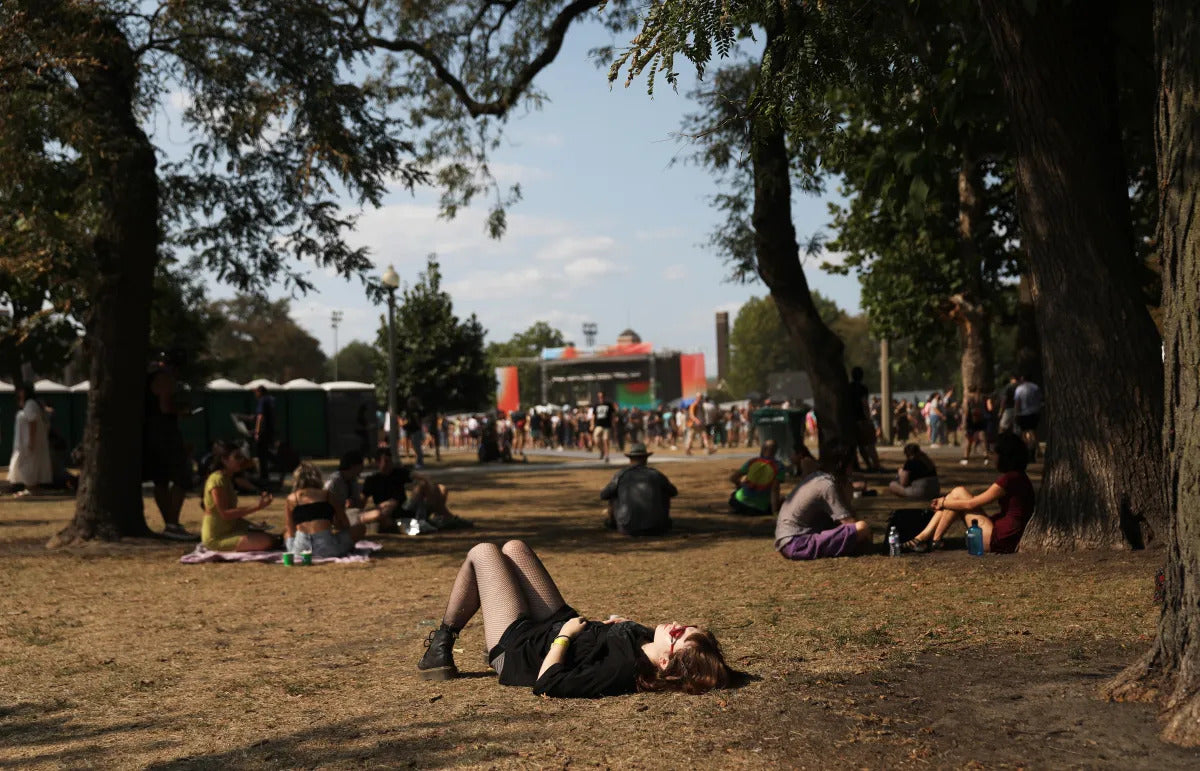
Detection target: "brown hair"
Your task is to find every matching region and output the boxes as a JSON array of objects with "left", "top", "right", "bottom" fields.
[
  {"left": 291, "top": 461, "right": 325, "bottom": 492},
  {"left": 635, "top": 629, "right": 732, "bottom": 695}
]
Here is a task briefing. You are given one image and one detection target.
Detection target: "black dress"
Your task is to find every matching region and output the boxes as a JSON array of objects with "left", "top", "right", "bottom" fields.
[{"left": 489, "top": 605, "right": 654, "bottom": 698}]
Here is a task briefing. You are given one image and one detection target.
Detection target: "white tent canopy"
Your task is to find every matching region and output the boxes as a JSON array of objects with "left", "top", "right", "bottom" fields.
[
  {"left": 243, "top": 379, "right": 282, "bottom": 391},
  {"left": 282, "top": 378, "right": 322, "bottom": 389},
  {"left": 70, "top": 381, "right": 90, "bottom": 392},
  {"left": 0, "top": 380, "right": 13, "bottom": 392},
  {"left": 206, "top": 378, "right": 244, "bottom": 391},
  {"left": 33, "top": 379, "right": 70, "bottom": 393},
  {"left": 321, "top": 381, "right": 373, "bottom": 391}
]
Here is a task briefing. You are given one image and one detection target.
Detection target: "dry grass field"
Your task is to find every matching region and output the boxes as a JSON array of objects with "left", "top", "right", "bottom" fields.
[{"left": 1, "top": 447, "right": 1196, "bottom": 769}]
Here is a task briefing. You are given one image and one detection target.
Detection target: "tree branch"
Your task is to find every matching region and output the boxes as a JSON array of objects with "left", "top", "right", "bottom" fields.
[{"left": 367, "top": 0, "right": 602, "bottom": 117}]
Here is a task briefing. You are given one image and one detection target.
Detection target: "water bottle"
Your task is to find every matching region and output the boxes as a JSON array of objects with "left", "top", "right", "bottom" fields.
[
  {"left": 966, "top": 522, "right": 984, "bottom": 556},
  {"left": 887, "top": 526, "right": 901, "bottom": 557}
]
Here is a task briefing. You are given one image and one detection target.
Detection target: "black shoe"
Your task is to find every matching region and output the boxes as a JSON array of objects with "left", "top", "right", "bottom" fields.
[{"left": 418, "top": 625, "right": 459, "bottom": 681}]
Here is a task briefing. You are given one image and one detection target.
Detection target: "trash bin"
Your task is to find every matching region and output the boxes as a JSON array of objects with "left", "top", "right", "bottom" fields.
[{"left": 751, "top": 407, "right": 810, "bottom": 456}]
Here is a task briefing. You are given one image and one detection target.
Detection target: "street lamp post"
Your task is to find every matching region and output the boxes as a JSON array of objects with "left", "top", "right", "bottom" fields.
[
  {"left": 330, "top": 310, "right": 343, "bottom": 381},
  {"left": 381, "top": 265, "right": 400, "bottom": 463}
]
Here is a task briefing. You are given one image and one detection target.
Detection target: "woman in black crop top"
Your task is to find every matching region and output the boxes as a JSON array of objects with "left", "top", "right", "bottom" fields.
[
  {"left": 285, "top": 462, "right": 359, "bottom": 558},
  {"left": 416, "top": 540, "right": 732, "bottom": 698}
]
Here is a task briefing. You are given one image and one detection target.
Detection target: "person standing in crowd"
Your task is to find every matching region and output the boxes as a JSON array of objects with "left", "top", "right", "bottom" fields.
[
  {"left": 684, "top": 393, "right": 713, "bottom": 455},
  {"left": 591, "top": 390, "right": 617, "bottom": 463},
  {"left": 1014, "top": 375, "right": 1043, "bottom": 461},
  {"left": 997, "top": 375, "right": 1018, "bottom": 435},
  {"left": 404, "top": 397, "right": 425, "bottom": 469},
  {"left": 926, "top": 391, "right": 945, "bottom": 447},
  {"left": 728, "top": 440, "right": 784, "bottom": 516},
  {"left": 600, "top": 442, "right": 678, "bottom": 536},
  {"left": 961, "top": 393, "right": 989, "bottom": 466},
  {"left": 8, "top": 382, "right": 52, "bottom": 496},
  {"left": 143, "top": 361, "right": 196, "bottom": 540},
  {"left": 252, "top": 385, "right": 275, "bottom": 487},
  {"left": 847, "top": 366, "right": 881, "bottom": 471},
  {"left": 702, "top": 396, "right": 721, "bottom": 452}
]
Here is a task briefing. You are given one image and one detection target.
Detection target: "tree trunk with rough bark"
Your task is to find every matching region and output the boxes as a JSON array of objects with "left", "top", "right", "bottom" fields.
[
  {"left": 1014, "top": 271, "right": 1042, "bottom": 384},
  {"left": 748, "top": 68, "right": 852, "bottom": 454},
  {"left": 953, "top": 157, "right": 994, "bottom": 404},
  {"left": 977, "top": 0, "right": 1166, "bottom": 549},
  {"left": 48, "top": 17, "right": 157, "bottom": 545},
  {"left": 1104, "top": 0, "right": 1200, "bottom": 746}
]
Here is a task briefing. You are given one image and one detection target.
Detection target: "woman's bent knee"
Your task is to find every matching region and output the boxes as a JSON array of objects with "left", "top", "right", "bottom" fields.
[
  {"left": 468, "top": 542, "right": 501, "bottom": 560},
  {"left": 501, "top": 539, "right": 529, "bottom": 555}
]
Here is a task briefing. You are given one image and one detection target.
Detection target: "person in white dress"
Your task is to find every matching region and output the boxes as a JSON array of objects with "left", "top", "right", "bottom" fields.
[{"left": 8, "top": 382, "right": 52, "bottom": 493}]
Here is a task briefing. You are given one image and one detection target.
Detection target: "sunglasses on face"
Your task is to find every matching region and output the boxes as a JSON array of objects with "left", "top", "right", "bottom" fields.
[{"left": 668, "top": 625, "right": 693, "bottom": 655}]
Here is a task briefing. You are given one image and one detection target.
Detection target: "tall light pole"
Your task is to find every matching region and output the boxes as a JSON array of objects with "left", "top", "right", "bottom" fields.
[
  {"left": 381, "top": 265, "right": 400, "bottom": 463},
  {"left": 330, "top": 310, "right": 343, "bottom": 381}
]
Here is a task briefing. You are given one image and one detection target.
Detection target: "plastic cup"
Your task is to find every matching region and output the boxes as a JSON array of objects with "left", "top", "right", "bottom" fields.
[
  {"left": 282, "top": 553, "right": 294, "bottom": 566},
  {"left": 301, "top": 551, "right": 313, "bottom": 566}
]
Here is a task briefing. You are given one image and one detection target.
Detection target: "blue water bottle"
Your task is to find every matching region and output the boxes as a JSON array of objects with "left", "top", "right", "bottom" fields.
[{"left": 966, "top": 522, "right": 984, "bottom": 556}]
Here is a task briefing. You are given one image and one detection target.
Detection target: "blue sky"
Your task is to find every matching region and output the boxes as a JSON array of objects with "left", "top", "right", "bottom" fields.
[{"left": 160, "top": 17, "right": 861, "bottom": 376}]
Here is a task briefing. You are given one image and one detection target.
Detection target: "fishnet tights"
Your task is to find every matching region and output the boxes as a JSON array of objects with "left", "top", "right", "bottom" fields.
[{"left": 441, "top": 540, "right": 567, "bottom": 650}]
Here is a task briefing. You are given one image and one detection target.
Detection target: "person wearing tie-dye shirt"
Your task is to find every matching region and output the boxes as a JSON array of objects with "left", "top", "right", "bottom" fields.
[{"left": 728, "top": 440, "right": 784, "bottom": 515}]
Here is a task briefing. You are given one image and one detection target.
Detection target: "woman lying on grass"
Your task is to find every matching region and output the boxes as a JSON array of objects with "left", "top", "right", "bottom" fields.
[
  {"left": 417, "top": 539, "right": 732, "bottom": 698},
  {"left": 902, "top": 432, "right": 1035, "bottom": 554}
]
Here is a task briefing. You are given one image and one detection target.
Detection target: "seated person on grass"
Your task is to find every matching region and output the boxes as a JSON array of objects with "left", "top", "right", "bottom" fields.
[
  {"left": 902, "top": 432, "right": 1035, "bottom": 554},
  {"left": 728, "top": 440, "right": 784, "bottom": 516},
  {"left": 416, "top": 539, "right": 732, "bottom": 698},
  {"left": 774, "top": 447, "right": 872, "bottom": 561},
  {"left": 364, "top": 450, "right": 473, "bottom": 531},
  {"left": 600, "top": 442, "right": 678, "bottom": 536},
  {"left": 201, "top": 441, "right": 276, "bottom": 552},
  {"left": 888, "top": 443, "right": 941, "bottom": 500},
  {"left": 285, "top": 462, "right": 360, "bottom": 558},
  {"left": 325, "top": 450, "right": 397, "bottom": 534}
]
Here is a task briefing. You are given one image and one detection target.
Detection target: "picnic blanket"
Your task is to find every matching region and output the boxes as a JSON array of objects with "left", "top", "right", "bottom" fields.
[{"left": 180, "top": 541, "right": 382, "bottom": 565}]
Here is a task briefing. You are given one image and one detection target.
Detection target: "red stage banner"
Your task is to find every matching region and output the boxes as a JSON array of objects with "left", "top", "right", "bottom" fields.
[
  {"left": 679, "top": 353, "right": 706, "bottom": 398},
  {"left": 495, "top": 366, "right": 520, "bottom": 413}
]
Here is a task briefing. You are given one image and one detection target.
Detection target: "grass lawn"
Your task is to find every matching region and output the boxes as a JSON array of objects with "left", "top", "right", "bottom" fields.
[{"left": 1, "top": 448, "right": 1195, "bottom": 769}]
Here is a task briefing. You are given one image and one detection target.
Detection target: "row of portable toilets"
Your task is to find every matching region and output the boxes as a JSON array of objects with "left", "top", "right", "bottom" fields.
[{"left": 0, "top": 377, "right": 379, "bottom": 466}]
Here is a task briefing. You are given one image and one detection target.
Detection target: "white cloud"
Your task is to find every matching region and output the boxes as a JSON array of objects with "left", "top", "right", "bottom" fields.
[
  {"left": 167, "top": 90, "right": 193, "bottom": 112},
  {"left": 562, "top": 256, "right": 620, "bottom": 282},
  {"left": 444, "top": 267, "right": 545, "bottom": 301},
  {"left": 533, "top": 234, "right": 617, "bottom": 263},
  {"left": 812, "top": 249, "right": 849, "bottom": 269},
  {"left": 635, "top": 226, "right": 688, "bottom": 241},
  {"left": 662, "top": 263, "right": 688, "bottom": 281},
  {"left": 488, "top": 162, "right": 551, "bottom": 186}
]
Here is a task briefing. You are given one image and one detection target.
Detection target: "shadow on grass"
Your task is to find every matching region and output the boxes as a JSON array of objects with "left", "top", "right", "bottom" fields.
[{"left": 0, "top": 700, "right": 179, "bottom": 767}]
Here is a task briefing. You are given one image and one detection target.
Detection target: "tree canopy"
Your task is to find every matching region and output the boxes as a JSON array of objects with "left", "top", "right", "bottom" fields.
[
  {"left": 376, "top": 256, "right": 491, "bottom": 415},
  {"left": 205, "top": 295, "right": 327, "bottom": 383}
]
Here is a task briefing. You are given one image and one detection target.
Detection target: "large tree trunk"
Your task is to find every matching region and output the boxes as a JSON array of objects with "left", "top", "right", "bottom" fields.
[
  {"left": 977, "top": 0, "right": 1166, "bottom": 549},
  {"left": 953, "top": 156, "right": 994, "bottom": 403},
  {"left": 749, "top": 31, "right": 853, "bottom": 457},
  {"left": 1105, "top": 0, "right": 1200, "bottom": 746},
  {"left": 49, "top": 16, "right": 157, "bottom": 545},
  {"left": 1014, "top": 270, "right": 1042, "bottom": 385}
]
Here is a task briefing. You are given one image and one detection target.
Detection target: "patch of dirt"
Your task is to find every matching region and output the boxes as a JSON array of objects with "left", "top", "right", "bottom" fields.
[{"left": 0, "top": 447, "right": 1191, "bottom": 768}]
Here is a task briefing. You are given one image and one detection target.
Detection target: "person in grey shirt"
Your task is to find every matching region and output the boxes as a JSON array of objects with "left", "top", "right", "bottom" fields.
[
  {"left": 775, "top": 448, "right": 872, "bottom": 560},
  {"left": 600, "top": 443, "right": 678, "bottom": 536}
]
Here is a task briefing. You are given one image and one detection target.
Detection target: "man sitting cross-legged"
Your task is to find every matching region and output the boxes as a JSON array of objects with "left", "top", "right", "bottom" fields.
[
  {"left": 600, "top": 442, "right": 678, "bottom": 536},
  {"left": 363, "top": 449, "right": 473, "bottom": 531},
  {"left": 728, "top": 440, "right": 785, "bottom": 516}
]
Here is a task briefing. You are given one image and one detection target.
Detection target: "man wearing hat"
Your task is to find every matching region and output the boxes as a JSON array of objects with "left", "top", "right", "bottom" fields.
[{"left": 599, "top": 442, "right": 678, "bottom": 536}]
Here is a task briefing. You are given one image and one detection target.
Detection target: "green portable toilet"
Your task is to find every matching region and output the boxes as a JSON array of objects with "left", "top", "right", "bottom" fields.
[
  {"left": 324, "top": 381, "right": 377, "bottom": 459},
  {"left": 34, "top": 379, "right": 75, "bottom": 452},
  {"left": 204, "top": 378, "right": 254, "bottom": 446},
  {"left": 752, "top": 406, "right": 811, "bottom": 458},
  {"left": 282, "top": 379, "right": 327, "bottom": 458},
  {"left": 0, "top": 380, "right": 14, "bottom": 463}
]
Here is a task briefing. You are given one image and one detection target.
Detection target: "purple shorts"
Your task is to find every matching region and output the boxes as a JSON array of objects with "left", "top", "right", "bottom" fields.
[{"left": 779, "top": 522, "right": 860, "bottom": 560}]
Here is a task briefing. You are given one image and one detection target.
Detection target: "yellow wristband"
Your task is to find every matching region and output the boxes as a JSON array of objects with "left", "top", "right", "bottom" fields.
[{"left": 551, "top": 636, "right": 570, "bottom": 648}]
